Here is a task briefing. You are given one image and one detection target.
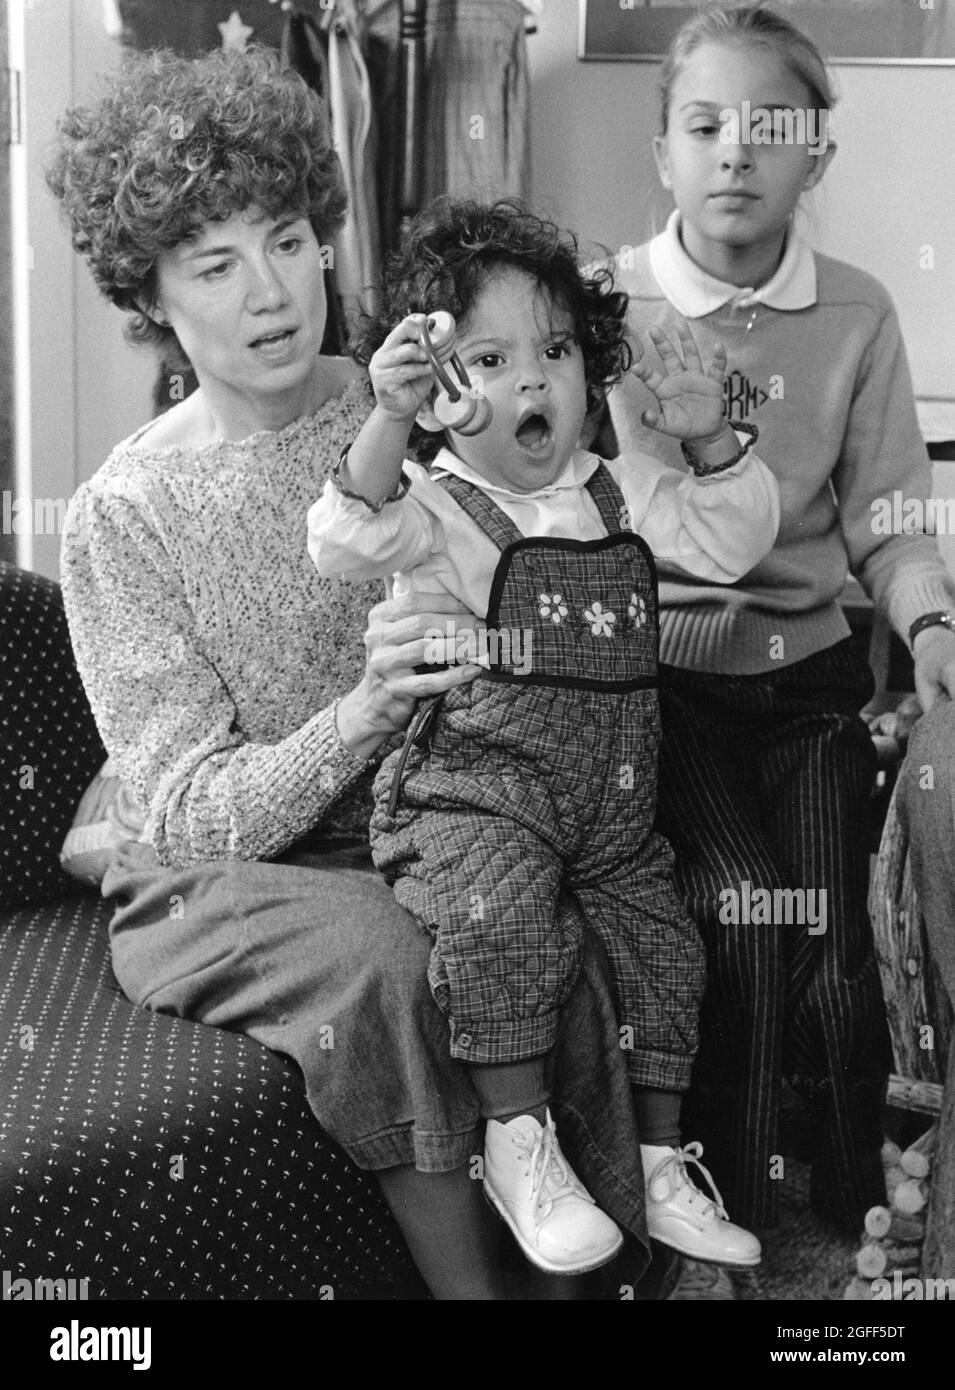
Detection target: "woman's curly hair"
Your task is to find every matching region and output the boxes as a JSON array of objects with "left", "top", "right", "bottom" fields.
[
  {"left": 353, "top": 200, "right": 631, "bottom": 462},
  {"left": 45, "top": 45, "right": 347, "bottom": 360}
]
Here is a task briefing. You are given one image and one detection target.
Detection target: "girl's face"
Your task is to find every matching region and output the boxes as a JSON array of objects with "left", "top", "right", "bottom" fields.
[
  {"left": 654, "top": 41, "right": 834, "bottom": 277},
  {"left": 422, "top": 266, "right": 589, "bottom": 494},
  {"left": 154, "top": 207, "right": 329, "bottom": 432}
]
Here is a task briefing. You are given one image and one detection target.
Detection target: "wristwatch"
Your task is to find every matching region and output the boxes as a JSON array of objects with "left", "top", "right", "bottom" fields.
[{"left": 908, "top": 611, "right": 955, "bottom": 648}]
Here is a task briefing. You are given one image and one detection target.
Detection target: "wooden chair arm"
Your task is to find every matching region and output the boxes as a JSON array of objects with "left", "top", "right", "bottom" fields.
[{"left": 869, "top": 779, "right": 954, "bottom": 1103}]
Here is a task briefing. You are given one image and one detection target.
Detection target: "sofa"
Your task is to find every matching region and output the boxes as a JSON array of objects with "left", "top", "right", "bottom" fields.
[
  {"left": 1, "top": 561, "right": 681, "bottom": 1301},
  {"left": 0, "top": 560, "right": 430, "bottom": 1300}
]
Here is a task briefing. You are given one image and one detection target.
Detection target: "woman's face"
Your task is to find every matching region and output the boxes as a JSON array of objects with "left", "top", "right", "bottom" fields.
[{"left": 153, "top": 207, "right": 329, "bottom": 425}]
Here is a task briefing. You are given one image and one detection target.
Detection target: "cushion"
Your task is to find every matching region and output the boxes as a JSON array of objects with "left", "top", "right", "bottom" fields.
[
  {"left": 0, "top": 894, "right": 427, "bottom": 1299},
  {"left": 0, "top": 564, "right": 107, "bottom": 908}
]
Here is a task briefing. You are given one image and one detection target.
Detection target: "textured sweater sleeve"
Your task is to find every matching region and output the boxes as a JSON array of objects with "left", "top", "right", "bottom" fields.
[
  {"left": 61, "top": 486, "right": 373, "bottom": 868},
  {"left": 832, "top": 296, "right": 955, "bottom": 641}
]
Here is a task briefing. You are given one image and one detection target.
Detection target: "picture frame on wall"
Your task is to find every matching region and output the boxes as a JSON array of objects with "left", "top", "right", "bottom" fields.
[{"left": 579, "top": 0, "right": 955, "bottom": 65}]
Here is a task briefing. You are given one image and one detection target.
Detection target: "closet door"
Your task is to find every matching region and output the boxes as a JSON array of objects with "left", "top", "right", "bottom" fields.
[{"left": 0, "top": 2, "right": 15, "bottom": 565}]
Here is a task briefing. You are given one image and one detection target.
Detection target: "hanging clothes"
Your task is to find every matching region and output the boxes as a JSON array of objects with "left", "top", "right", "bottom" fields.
[
  {"left": 365, "top": 0, "right": 533, "bottom": 238},
  {"left": 364, "top": 0, "right": 405, "bottom": 253},
  {"left": 280, "top": 10, "right": 349, "bottom": 355},
  {"left": 421, "top": 0, "right": 531, "bottom": 205},
  {"left": 319, "top": 0, "right": 382, "bottom": 330}
]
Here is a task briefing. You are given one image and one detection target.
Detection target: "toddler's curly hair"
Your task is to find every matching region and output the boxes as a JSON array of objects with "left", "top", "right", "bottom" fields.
[
  {"left": 353, "top": 200, "right": 631, "bottom": 462},
  {"left": 45, "top": 45, "right": 346, "bottom": 361}
]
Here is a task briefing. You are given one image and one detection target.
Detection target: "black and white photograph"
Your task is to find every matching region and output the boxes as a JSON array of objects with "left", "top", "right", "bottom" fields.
[{"left": 1, "top": 0, "right": 954, "bottom": 1356}]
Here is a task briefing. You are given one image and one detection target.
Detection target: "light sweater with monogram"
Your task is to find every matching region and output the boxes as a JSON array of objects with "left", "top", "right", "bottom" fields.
[
  {"left": 60, "top": 378, "right": 385, "bottom": 869},
  {"left": 608, "top": 213, "right": 955, "bottom": 674}
]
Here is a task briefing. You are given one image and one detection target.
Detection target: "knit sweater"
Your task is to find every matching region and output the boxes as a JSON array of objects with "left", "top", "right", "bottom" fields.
[
  {"left": 60, "top": 377, "right": 386, "bottom": 869},
  {"left": 609, "top": 225, "right": 955, "bottom": 674}
]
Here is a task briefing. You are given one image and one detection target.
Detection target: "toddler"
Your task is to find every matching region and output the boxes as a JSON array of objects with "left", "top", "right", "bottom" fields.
[{"left": 309, "top": 200, "right": 779, "bottom": 1275}]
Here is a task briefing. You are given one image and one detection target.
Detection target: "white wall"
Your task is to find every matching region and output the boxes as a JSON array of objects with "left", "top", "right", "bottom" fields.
[{"left": 24, "top": 0, "right": 154, "bottom": 580}]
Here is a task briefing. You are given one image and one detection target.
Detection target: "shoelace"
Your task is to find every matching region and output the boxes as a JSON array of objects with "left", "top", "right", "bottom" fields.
[
  {"left": 646, "top": 1142, "right": 729, "bottom": 1222},
  {"left": 519, "top": 1121, "right": 589, "bottom": 1220}
]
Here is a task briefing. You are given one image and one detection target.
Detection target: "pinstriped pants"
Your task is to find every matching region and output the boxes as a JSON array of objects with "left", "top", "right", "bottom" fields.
[{"left": 655, "top": 637, "right": 891, "bottom": 1232}]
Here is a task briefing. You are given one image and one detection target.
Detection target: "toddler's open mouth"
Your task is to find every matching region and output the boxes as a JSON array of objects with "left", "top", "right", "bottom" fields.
[{"left": 515, "top": 412, "right": 552, "bottom": 452}]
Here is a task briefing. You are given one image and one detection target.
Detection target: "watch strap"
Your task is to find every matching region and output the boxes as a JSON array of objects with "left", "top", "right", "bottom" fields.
[{"left": 908, "top": 610, "right": 955, "bottom": 648}]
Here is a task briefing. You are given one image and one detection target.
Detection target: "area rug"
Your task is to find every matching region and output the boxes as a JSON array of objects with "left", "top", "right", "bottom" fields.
[{"left": 728, "top": 1158, "right": 859, "bottom": 1301}]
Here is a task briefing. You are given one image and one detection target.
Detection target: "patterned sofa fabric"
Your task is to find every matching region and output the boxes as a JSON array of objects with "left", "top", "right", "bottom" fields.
[
  {"left": 0, "top": 893, "right": 427, "bottom": 1300},
  {"left": 0, "top": 563, "right": 106, "bottom": 909},
  {"left": 0, "top": 562, "right": 425, "bottom": 1299}
]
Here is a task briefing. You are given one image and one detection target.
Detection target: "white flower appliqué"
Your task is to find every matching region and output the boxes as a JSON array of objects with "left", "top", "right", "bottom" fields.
[
  {"left": 628, "top": 593, "right": 648, "bottom": 627},
  {"left": 538, "top": 592, "right": 569, "bottom": 625},
  {"left": 584, "top": 601, "right": 616, "bottom": 637}
]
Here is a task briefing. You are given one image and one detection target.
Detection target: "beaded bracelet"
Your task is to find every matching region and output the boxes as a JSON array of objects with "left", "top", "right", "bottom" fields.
[
  {"left": 331, "top": 443, "right": 410, "bottom": 514},
  {"left": 681, "top": 421, "right": 759, "bottom": 477}
]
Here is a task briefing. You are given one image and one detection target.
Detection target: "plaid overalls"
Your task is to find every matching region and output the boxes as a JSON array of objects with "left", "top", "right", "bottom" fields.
[{"left": 371, "top": 464, "right": 705, "bottom": 1086}]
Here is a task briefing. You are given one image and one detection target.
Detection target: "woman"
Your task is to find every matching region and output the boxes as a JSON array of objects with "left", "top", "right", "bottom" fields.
[{"left": 47, "top": 45, "right": 655, "bottom": 1300}]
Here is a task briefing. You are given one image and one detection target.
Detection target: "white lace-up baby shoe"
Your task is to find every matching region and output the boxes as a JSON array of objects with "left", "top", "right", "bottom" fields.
[
  {"left": 643, "top": 1141, "right": 761, "bottom": 1267},
  {"left": 483, "top": 1109, "right": 624, "bottom": 1275}
]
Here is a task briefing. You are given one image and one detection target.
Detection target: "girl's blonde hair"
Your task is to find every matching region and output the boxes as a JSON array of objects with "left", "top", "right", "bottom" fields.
[{"left": 659, "top": 2, "right": 836, "bottom": 132}]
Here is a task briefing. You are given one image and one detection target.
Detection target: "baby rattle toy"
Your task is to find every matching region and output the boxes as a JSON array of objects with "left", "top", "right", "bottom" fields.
[{"left": 415, "top": 311, "right": 492, "bottom": 436}]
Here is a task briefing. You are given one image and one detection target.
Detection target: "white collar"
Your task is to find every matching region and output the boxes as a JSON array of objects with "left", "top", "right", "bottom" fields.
[
  {"left": 429, "top": 445, "right": 599, "bottom": 499},
  {"left": 648, "top": 209, "right": 817, "bottom": 318}
]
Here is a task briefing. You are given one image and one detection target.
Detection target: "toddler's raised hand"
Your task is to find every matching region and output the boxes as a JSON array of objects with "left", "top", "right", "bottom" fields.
[
  {"left": 632, "top": 322, "right": 727, "bottom": 442},
  {"left": 369, "top": 314, "right": 436, "bottom": 423}
]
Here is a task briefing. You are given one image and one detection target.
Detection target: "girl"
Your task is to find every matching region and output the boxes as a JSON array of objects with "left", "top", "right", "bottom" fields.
[
  {"left": 606, "top": 1, "right": 955, "bottom": 1233},
  {"left": 309, "top": 199, "right": 776, "bottom": 1275}
]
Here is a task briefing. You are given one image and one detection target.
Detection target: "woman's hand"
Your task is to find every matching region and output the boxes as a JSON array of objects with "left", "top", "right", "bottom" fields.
[
  {"left": 336, "top": 591, "right": 482, "bottom": 760},
  {"left": 913, "top": 626, "right": 955, "bottom": 715},
  {"left": 632, "top": 321, "right": 727, "bottom": 442},
  {"left": 369, "top": 314, "right": 437, "bottom": 424}
]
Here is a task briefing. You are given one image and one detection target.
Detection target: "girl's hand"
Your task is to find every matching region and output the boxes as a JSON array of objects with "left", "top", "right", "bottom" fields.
[
  {"left": 632, "top": 322, "right": 727, "bottom": 442},
  {"left": 336, "top": 591, "right": 481, "bottom": 760},
  {"left": 368, "top": 314, "right": 436, "bottom": 423},
  {"left": 912, "top": 626, "right": 955, "bottom": 715}
]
